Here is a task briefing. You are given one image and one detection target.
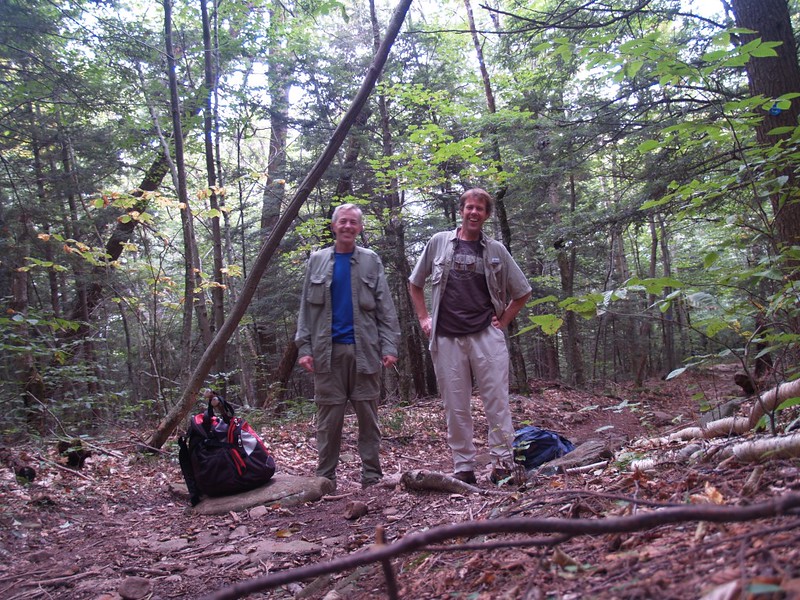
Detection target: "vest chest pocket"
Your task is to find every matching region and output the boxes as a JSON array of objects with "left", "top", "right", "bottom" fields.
[
  {"left": 307, "top": 276, "right": 326, "bottom": 305},
  {"left": 431, "top": 257, "right": 447, "bottom": 286},
  {"left": 358, "top": 274, "right": 377, "bottom": 310}
]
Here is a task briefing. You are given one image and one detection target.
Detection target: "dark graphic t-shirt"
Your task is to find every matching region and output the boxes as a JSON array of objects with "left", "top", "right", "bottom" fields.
[{"left": 436, "top": 239, "right": 493, "bottom": 336}]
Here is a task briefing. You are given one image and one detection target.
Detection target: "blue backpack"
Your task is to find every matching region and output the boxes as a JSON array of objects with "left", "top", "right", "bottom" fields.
[{"left": 513, "top": 426, "right": 575, "bottom": 470}]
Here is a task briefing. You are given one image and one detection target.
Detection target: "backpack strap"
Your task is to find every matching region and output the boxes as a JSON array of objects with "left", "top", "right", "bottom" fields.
[
  {"left": 227, "top": 417, "right": 247, "bottom": 475},
  {"left": 205, "top": 396, "right": 235, "bottom": 425},
  {"left": 177, "top": 436, "right": 202, "bottom": 507}
]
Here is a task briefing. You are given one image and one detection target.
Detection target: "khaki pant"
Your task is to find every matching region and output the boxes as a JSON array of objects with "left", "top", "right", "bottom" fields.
[
  {"left": 314, "top": 344, "right": 382, "bottom": 485},
  {"left": 431, "top": 326, "right": 515, "bottom": 473}
]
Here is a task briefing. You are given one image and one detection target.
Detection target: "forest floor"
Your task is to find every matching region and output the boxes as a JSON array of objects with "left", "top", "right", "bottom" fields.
[{"left": 2, "top": 363, "right": 800, "bottom": 600}]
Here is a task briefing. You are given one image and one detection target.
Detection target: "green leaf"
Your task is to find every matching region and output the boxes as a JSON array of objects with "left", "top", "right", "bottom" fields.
[
  {"left": 637, "top": 139, "right": 661, "bottom": 153},
  {"left": 776, "top": 396, "right": 800, "bottom": 412},
  {"left": 703, "top": 252, "right": 720, "bottom": 268},
  {"left": 529, "top": 295, "right": 559, "bottom": 307},
  {"left": 529, "top": 314, "right": 564, "bottom": 335},
  {"left": 749, "top": 45, "right": 778, "bottom": 58}
]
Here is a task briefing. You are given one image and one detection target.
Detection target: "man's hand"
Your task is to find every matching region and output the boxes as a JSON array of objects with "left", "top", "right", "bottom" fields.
[
  {"left": 382, "top": 355, "right": 398, "bottom": 369},
  {"left": 299, "top": 355, "right": 314, "bottom": 373},
  {"left": 418, "top": 315, "right": 432, "bottom": 337}
]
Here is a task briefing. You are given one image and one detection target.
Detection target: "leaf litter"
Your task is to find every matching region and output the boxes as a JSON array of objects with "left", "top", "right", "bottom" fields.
[{"left": 0, "top": 365, "right": 799, "bottom": 599}]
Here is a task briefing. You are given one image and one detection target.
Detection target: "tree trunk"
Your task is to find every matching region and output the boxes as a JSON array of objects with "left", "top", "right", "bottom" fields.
[
  {"left": 464, "top": 0, "right": 528, "bottom": 393},
  {"left": 200, "top": 0, "right": 226, "bottom": 374},
  {"left": 370, "top": 0, "right": 422, "bottom": 401},
  {"left": 730, "top": 0, "right": 800, "bottom": 252},
  {"left": 145, "top": 0, "right": 414, "bottom": 449},
  {"left": 634, "top": 217, "right": 658, "bottom": 385},
  {"left": 164, "top": 0, "right": 211, "bottom": 373},
  {"left": 253, "top": 0, "right": 293, "bottom": 405},
  {"left": 659, "top": 216, "right": 677, "bottom": 373}
]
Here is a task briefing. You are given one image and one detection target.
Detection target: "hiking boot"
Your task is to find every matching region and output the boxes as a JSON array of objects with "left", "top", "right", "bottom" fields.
[
  {"left": 489, "top": 467, "right": 513, "bottom": 485},
  {"left": 453, "top": 470, "right": 477, "bottom": 484},
  {"left": 361, "top": 478, "right": 381, "bottom": 489}
]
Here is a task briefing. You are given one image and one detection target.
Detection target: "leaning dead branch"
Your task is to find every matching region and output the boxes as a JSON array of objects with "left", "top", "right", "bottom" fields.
[{"left": 199, "top": 493, "right": 800, "bottom": 600}]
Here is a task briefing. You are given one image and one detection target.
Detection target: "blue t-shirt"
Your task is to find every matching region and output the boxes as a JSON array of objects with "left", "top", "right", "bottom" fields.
[{"left": 331, "top": 251, "right": 355, "bottom": 344}]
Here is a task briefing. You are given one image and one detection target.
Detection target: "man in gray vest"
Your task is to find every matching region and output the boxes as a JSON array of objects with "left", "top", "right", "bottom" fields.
[{"left": 296, "top": 204, "right": 400, "bottom": 490}]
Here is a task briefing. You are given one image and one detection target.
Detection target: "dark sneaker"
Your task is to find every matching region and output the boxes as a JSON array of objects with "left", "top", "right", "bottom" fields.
[
  {"left": 453, "top": 470, "right": 477, "bottom": 484},
  {"left": 361, "top": 478, "right": 381, "bottom": 489},
  {"left": 489, "top": 467, "right": 513, "bottom": 485}
]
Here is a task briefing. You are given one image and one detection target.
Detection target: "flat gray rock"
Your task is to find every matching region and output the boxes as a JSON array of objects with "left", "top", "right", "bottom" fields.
[
  {"left": 170, "top": 474, "right": 334, "bottom": 515},
  {"left": 247, "top": 539, "right": 322, "bottom": 560}
]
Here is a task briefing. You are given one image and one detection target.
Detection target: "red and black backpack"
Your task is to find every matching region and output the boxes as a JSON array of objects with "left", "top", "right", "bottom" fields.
[{"left": 178, "top": 395, "right": 276, "bottom": 506}]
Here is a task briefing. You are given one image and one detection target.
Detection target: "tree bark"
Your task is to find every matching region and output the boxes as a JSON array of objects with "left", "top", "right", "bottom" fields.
[
  {"left": 730, "top": 0, "right": 800, "bottom": 252},
  {"left": 658, "top": 215, "right": 677, "bottom": 374},
  {"left": 464, "top": 0, "right": 528, "bottom": 393},
  {"left": 145, "top": 0, "right": 415, "bottom": 449},
  {"left": 548, "top": 175, "right": 584, "bottom": 386},
  {"left": 164, "top": 0, "right": 211, "bottom": 370},
  {"left": 253, "top": 0, "right": 293, "bottom": 405},
  {"left": 370, "top": 0, "right": 424, "bottom": 401},
  {"left": 200, "top": 0, "right": 226, "bottom": 374}
]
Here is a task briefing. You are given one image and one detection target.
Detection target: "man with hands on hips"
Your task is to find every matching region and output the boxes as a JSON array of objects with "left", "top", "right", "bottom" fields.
[{"left": 409, "top": 188, "right": 531, "bottom": 485}]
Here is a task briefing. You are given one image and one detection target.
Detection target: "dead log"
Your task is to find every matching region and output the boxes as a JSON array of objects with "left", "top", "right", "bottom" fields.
[
  {"left": 400, "top": 470, "right": 483, "bottom": 495},
  {"left": 747, "top": 378, "right": 800, "bottom": 430},
  {"left": 725, "top": 432, "right": 800, "bottom": 463},
  {"left": 542, "top": 439, "right": 616, "bottom": 472},
  {"left": 702, "top": 417, "right": 750, "bottom": 438}
]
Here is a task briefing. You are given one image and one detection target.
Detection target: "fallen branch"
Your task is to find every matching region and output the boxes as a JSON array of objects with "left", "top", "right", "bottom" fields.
[
  {"left": 35, "top": 454, "right": 95, "bottom": 482},
  {"left": 375, "top": 526, "right": 398, "bottom": 600},
  {"left": 401, "top": 469, "right": 482, "bottom": 494},
  {"left": 199, "top": 493, "right": 800, "bottom": 600},
  {"left": 662, "top": 378, "right": 800, "bottom": 445},
  {"left": 21, "top": 568, "right": 101, "bottom": 588},
  {"left": 748, "top": 378, "right": 800, "bottom": 430},
  {"left": 564, "top": 461, "right": 608, "bottom": 474},
  {"left": 726, "top": 432, "right": 800, "bottom": 463}
]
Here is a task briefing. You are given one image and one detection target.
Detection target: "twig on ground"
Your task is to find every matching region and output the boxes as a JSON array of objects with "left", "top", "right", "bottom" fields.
[
  {"left": 34, "top": 455, "right": 94, "bottom": 482},
  {"left": 376, "top": 526, "right": 399, "bottom": 600}
]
